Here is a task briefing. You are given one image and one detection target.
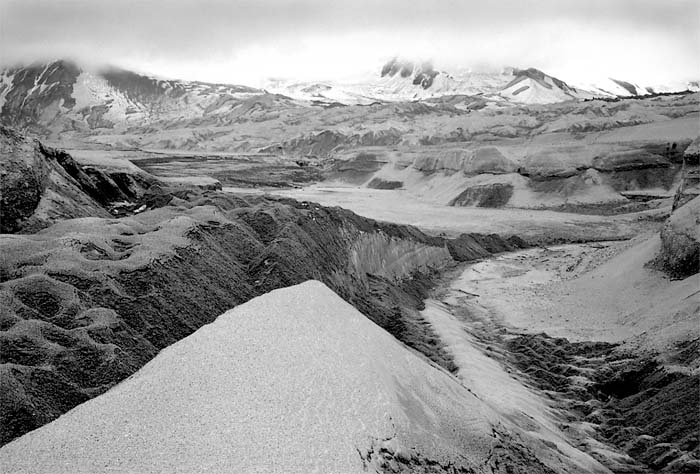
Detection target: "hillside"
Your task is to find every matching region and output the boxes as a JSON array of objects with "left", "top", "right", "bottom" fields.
[{"left": 0, "top": 60, "right": 274, "bottom": 137}]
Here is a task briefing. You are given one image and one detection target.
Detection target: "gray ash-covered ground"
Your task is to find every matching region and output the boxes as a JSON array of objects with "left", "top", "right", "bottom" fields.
[
  {"left": 0, "top": 162, "right": 527, "bottom": 445},
  {"left": 423, "top": 223, "right": 699, "bottom": 474},
  {"left": 2, "top": 126, "right": 698, "bottom": 474},
  {"left": 505, "top": 334, "right": 699, "bottom": 473}
]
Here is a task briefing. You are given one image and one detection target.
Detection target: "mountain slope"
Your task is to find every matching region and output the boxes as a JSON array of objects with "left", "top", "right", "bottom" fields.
[
  {"left": 1, "top": 59, "right": 696, "bottom": 154},
  {"left": 2, "top": 60, "right": 696, "bottom": 125},
  {"left": 499, "top": 67, "right": 590, "bottom": 104},
  {"left": 266, "top": 59, "right": 698, "bottom": 106},
  {"left": 266, "top": 58, "right": 516, "bottom": 104},
  {"left": 0, "top": 60, "right": 268, "bottom": 135}
]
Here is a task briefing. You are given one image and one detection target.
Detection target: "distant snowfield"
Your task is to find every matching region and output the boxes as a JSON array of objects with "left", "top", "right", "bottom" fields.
[{"left": 264, "top": 68, "right": 698, "bottom": 106}]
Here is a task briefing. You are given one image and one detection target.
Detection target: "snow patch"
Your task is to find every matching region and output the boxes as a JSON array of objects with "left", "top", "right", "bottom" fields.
[
  {"left": 0, "top": 72, "right": 15, "bottom": 112},
  {"left": 71, "top": 72, "right": 135, "bottom": 122}
]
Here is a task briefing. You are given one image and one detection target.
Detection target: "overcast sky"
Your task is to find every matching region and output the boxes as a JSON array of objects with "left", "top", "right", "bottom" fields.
[{"left": 0, "top": 0, "right": 698, "bottom": 86}]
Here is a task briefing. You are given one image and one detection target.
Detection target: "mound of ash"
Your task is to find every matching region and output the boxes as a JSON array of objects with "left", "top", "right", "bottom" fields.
[
  {"left": 506, "top": 334, "right": 700, "bottom": 473},
  {"left": 0, "top": 126, "right": 155, "bottom": 233},
  {"left": 0, "top": 281, "right": 506, "bottom": 473},
  {"left": 0, "top": 138, "right": 528, "bottom": 445}
]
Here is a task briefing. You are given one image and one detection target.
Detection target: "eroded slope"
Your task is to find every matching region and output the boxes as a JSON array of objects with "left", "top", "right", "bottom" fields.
[
  {"left": 0, "top": 167, "right": 528, "bottom": 445},
  {"left": 0, "top": 125, "right": 154, "bottom": 233}
]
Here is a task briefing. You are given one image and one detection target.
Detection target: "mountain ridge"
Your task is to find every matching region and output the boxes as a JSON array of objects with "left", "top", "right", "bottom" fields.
[
  {"left": 3, "top": 58, "right": 695, "bottom": 125},
  {"left": 264, "top": 57, "right": 698, "bottom": 105},
  {"left": 1, "top": 58, "right": 697, "bottom": 152}
]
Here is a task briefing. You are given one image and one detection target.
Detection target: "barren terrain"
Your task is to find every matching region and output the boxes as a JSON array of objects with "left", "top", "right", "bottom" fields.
[{"left": 0, "top": 64, "right": 698, "bottom": 473}]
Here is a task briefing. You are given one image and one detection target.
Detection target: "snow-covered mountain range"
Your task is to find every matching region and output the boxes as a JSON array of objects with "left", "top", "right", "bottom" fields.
[
  {"left": 0, "top": 59, "right": 696, "bottom": 139},
  {"left": 264, "top": 58, "right": 699, "bottom": 105},
  {"left": 0, "top": 60, "right": 269, "bottom": 133}
]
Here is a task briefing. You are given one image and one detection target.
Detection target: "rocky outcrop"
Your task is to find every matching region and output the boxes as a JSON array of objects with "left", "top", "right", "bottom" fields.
[
  {"left": 684, "top": 137, "right": 700, "bottom": 165},
  {"left": 0, "top": 126, "right": 154, "bottom": 233},
  {"left": 467, "top": 147, "right": 517, "bottom": 174},
  {"left": 381, "top": 58, "right": 417, "bottom": 79},
  {"left": 449, "top": 183, "right": 514, "bottom": 208},
  {"left": 411, "top": 147, "right": 516, "bottom": 175},
  {"left": 0, "top": 127, "right": 49, "bottom": 231},
  {"left": 412, "top": 152, "right": 465, "bottom": 173},
  {"left": 326, "top": 152, "right": 388, "bottom": 184},
  {"left": 367, "top": 177, "right": 402, "bottom": 189},
  {"left": 380, "top": 58, "right": 439, "bottom": 89},
  {"left": 520, "top": 149, "right": 582, "bottom": 180},
  {"left": 499, "top": 68, "right": 583, "bottom": 104},
  {"left": 513, "top": 146, "right": 684, "bottom": 211},
  {"left": 263, "top": 129, "right": 404, "bottom": 159},
  {"left": 653, "top": 195, "right": 700, "bottom": 278},
  {"left": 592, "top": 151, "right": 672, "bottom": 172}
]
